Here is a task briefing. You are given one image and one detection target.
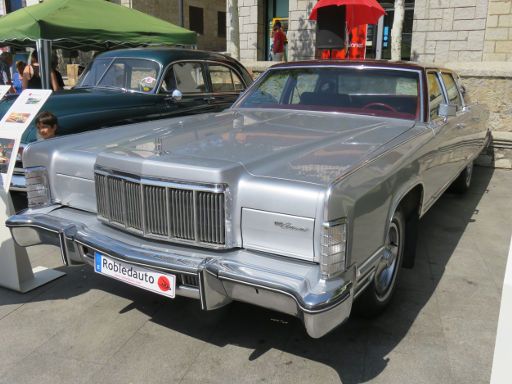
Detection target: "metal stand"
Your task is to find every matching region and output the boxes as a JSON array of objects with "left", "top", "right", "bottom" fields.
[{"left": 0, "top": 188, "right": 65, "bottom": 293}]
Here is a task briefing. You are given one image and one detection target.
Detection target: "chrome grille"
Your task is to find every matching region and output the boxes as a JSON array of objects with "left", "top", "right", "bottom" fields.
[
  {"left": 126, "top": 181, "right": 142, "bottom": 230},
  {"left": 144, "top": 185, "right": 168, "bottom": 236},
  {"left": 198, "top": 192, "right": 225, "bottom": 244},
  {"left": 95, "top": 172, "right": 227, "bottom": 247},
  {"left": 168, "top": 189, "right": 194, "bottom": 240}
]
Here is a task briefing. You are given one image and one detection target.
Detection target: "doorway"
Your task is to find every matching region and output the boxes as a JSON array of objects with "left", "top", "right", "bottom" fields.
[
  {"left": 365, "top": 0, "right": 415, "bottom": 60},
  {"left": 265, "top": 0, "right": 289, "bottom": 61}
]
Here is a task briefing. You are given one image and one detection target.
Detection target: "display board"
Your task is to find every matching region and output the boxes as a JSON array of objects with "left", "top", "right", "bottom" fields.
[{"left": 0, "top": 89, "right": 52, "bottom": 192}]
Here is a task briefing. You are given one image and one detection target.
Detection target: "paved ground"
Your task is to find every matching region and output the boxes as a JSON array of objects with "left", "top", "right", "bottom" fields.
[{"left": 0, "top": 167, "right": 510, "bottom": 384}]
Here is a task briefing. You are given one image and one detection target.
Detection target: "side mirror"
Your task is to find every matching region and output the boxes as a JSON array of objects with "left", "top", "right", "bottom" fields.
[
  {"left": 438, "top": 103, "right": 457, "bottom": 117},
  {"left": 171, "top": 89, "right": 182, "bottom": 102}
]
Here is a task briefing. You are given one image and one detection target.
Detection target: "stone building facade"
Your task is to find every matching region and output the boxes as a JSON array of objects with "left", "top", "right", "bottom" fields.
[
  {"left": 231, "top": 0, "right": 317, "bottom": 62},
  {"left": 228, "top": 0, "right": 512, "bottom": 63},
  {"left": 411, "top": 0, "right": 512, "bottom": 62},
  {"left": 112, "top": 0, "right": 227, "bottom": 51}
]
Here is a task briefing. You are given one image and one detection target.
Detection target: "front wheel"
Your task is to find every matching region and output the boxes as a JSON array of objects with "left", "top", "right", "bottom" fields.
[
  {"left": 354, "top": 209, "right": 405, "bottom": 317},
  {"left": 451, "top": 161, "right": 473, "bottom": 194}
]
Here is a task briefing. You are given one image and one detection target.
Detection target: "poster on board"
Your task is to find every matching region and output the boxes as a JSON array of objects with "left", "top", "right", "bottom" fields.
[{"left": 0, "top": 89, "right": 52, "bottom": 192}]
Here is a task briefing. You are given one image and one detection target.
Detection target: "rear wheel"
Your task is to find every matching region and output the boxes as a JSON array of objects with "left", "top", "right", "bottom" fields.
[
  {"left": 451, "top": 161, "right": 473, "bottom": 194},
  {"left": 354, "top": 209, "right": 405, "bottom": 317}
]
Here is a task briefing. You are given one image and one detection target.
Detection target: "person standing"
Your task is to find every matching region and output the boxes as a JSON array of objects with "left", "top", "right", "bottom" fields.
[
  {"left": 272, "top": 21, "right": 287, "bottom": 62},
  {"left": 50, "top": 56, "right": 64, "bottom": 91},
  {"left": 0, "top": 52, "right": 14, "bottom": 90},
  {"left": 12, "top": 61, "right": 25, "bottom": 94},
  {"left": 22, "top": 50, "right": 42, "bottom": 90}
]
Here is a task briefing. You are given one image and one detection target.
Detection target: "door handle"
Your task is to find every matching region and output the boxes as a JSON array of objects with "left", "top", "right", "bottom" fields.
[
  {"left": 456, "top": 123, "right": 466, "bottom": 129},
  {"left": 203, "top": 96, "right": 215, "bottom": 102}
]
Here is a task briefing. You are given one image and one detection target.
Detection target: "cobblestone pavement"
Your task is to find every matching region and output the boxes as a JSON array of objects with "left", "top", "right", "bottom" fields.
[{"left": 0, "top": 167, "right": 510, "bottom": 384}]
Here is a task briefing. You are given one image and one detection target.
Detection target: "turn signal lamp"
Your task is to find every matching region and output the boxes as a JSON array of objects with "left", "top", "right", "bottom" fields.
[
  {"left": 25, "top": 166, "right": 52, "bottom": 208},
  {"left": 320, "top": 220, "right": 347, "bottom": 278}
]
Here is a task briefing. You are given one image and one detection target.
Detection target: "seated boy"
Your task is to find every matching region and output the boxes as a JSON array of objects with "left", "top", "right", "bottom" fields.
[{"left": 35, "top": 111, "right": 58, "bottom": 140}]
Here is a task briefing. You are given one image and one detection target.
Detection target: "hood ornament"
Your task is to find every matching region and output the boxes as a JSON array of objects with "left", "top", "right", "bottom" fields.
[{"left": 154, "top": 137, "right": 167, "bottom": 156}]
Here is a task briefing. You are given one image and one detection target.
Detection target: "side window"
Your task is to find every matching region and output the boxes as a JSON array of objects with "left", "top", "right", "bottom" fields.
[
  {"left": 173, "top": 62, "right": 207, "bottom": 93},
  {"left": 208, "top": 64, "right": 245, "bottom": 93},
  {"left": 427, "top": 72, "right": 445, "bottom": 121},
  {"left": 441, "top": 72, "right": 463, "bottom": 109}
]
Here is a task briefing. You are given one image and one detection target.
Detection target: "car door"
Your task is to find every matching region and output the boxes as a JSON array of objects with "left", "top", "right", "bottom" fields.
[
  {"left": 157, "top": 61, "right": 215, "bottom": 117},
  {"left": 205, "top": 62, "right": 248, "bottom": 110},
  {"left": 440, "top": 71, "right": 482, "bottom": 166},
  {"left": 421, "top": 70, "right": 459, "bottom": 202}
]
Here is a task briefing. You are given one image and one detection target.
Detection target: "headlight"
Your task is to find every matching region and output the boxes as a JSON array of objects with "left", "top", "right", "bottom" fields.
[
  {"left": 320, "top": 219, "right": 347, "bottom": 278},
  {"left": 25, "top": 166, "right": 52, "bottom": 208}
]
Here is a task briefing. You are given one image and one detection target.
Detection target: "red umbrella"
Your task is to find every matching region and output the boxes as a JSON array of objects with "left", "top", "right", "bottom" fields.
[{"left": 309, "top": 0, "right": 386, "bottom": 30}]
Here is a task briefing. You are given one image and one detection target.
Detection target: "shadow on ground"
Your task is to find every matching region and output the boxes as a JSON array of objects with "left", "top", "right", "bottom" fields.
[{"left": 0, "top": 166, "right": 495, "bottom": 383}]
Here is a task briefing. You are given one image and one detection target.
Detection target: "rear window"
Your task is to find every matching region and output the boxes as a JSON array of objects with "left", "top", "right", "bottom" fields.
[{"left": 239, "top": 67, "right": 420, "bottom": 120}]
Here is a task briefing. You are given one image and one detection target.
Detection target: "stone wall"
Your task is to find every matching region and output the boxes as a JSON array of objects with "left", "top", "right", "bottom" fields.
[
  {"left": 287, "top": 0, "right": 316, "bottom": 61},
  {"left": 237, "top": 0, "right": 264, "bottom": 61},
  {"left": 452, "top": 68, "right": 512, "bottom": 168},
  {"left": 411, "top": 0, "right": 490, "bottom": 62},
  {"left": 232, "top": 0, "right": 317, "bottom": 62},
  {"left": 412, "top": 0, "right": 512, "bottom": 63},
  {"left": 483, "top": 0, "right": 512, "bottom": 61},
  {"left": 112, "top": 0, "right": 227, "bottom": 51}
]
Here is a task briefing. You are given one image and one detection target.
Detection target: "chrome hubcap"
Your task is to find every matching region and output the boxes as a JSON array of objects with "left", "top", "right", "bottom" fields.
[{"left": 375, "top": 222, "right": 400, "bottom": 298}]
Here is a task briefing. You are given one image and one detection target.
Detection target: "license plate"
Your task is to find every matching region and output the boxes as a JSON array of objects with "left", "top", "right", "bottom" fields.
[{"left": 94, "top": 252, "right": 175, "bottom": 298}]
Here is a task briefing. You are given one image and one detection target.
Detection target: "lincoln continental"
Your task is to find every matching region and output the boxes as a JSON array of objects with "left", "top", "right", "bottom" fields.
[{"left": 7, "top": 61, "right": 489, "bottom": 338}]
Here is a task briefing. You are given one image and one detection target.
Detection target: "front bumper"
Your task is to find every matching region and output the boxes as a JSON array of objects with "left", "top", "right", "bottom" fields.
[{"left": 7, "top": 206, "right": 355, "bottom": 338}]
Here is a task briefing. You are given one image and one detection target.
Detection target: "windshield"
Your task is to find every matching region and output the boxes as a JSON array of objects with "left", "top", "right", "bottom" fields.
[
  {"left": 238, "top": 67, "right": 420, "bottom": 120},
  {"left": 76, "top": 58, "right": 161, "bottom": 93}
]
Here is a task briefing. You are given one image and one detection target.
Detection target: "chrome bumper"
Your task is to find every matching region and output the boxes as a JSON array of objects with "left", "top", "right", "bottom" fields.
[{"left": 6, "top": 206, "right": 355, "bottom": 338}]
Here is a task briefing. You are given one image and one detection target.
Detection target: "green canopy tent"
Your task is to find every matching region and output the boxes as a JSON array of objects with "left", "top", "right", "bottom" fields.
[{"left": 0, "top": 0, "right": 197, "bottom": 88}]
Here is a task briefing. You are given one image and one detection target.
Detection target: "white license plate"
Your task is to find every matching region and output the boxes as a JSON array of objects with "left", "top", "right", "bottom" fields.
[{"left": 94, "top": 252, "right": 176, "bottom": 298}]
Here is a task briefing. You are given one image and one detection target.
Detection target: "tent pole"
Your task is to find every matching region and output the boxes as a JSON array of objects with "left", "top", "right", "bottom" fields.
[{"left": 36, "top": 39, "right": 52, "bottom": 90}]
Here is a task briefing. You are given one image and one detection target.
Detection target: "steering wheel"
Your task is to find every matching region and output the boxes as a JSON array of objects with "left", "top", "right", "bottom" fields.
[{"left": 362, "top": 102, "right": 397, "bottom": 113}]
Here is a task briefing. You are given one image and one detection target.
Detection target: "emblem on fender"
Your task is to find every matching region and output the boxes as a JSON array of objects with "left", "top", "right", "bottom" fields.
[{"left": 274, "top": 221, "right": 309, "bottom": 232}]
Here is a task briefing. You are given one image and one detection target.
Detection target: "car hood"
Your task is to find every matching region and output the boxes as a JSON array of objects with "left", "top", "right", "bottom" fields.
[{"left": 83, "top": 109, "right": 416, "bottom": 186}]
